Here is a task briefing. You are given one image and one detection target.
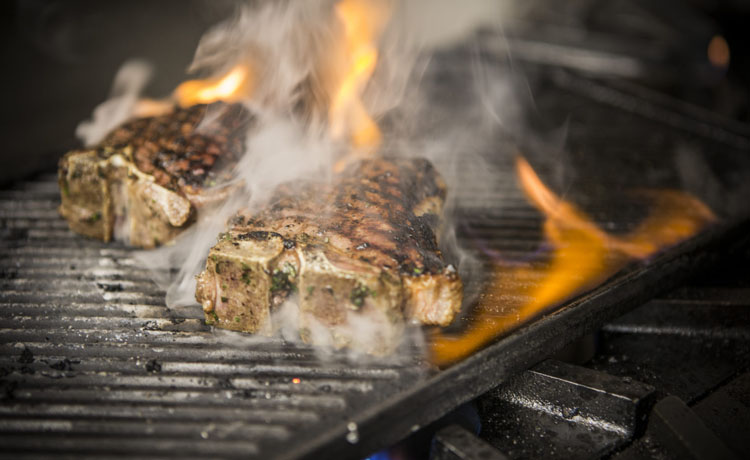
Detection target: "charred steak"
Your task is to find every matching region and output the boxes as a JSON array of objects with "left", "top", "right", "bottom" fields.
[
  {"left": 196, "top": 157, "right": 463, "bottom": 353},
  {"left": 58, "top": 103, "right": 252, "bottom": 248}
]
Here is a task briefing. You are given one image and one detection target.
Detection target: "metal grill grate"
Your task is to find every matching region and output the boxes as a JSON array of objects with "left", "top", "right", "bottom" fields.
[
  {"left": 0, "top": 174, "right": 431, "bottom": 459},
  {"left": 1, "top": 169, "right": 743, "bottom": 459},
  {"left": 0, "top": 157, "right": 563, "bottom": 459}
]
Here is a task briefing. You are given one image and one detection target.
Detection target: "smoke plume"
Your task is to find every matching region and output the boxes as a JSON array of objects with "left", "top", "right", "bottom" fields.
[{"left": 80, "top": 0, "right": 518, "bottom": 358}]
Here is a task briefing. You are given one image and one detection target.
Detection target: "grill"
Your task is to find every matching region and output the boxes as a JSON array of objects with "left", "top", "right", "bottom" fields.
[
  {"left": 434, "top": 246, "right": 750, "bottom": 460},
  {"left": 3, "top": 35, "right": 750, "bottom": 460},
  {"left": 0, "top": 177, "right": 425, "bottom": 458}
]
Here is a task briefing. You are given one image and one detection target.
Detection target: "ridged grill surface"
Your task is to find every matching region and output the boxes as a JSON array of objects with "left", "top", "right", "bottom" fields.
[
  {"left": 0, "top": 174, "right": 442, "bottom": 459},
  {"left": 0, "top": 153, "right": 730, "bottom": 459},
  {"left": 3, "top": 161, "right": 557, "bottom": 459}
]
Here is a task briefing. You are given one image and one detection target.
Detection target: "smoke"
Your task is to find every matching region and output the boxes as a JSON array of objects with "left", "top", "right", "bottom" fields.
[
  {"left": 145, "top": 115, "right": 337, "bottom": 311},
  {"left": 187, "top": 1, "right": 338, "bottom": 118},
  {"left": 675, "top": 144, "right": 750, "bottom": 218},
  {"left": 76, "top": 59, "right": 153, "bottom": 146},
  {"left": 87, "top": 0, "right": 522, "bottom": 359}
]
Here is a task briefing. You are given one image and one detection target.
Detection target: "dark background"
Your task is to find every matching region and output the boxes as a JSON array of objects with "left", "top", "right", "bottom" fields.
[
  {"left": 0, "top": 0, "right": 749, "bottom": 187},
  {"left": 0, "top": 0, "right": 239, "bottom": 186}
]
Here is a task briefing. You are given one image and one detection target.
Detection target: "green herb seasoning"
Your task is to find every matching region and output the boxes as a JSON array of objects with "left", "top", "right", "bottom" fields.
[
  {"left": 350, "top": 284, "right": 372, "bottom": 309},
  {"left": 240, "top": 262, "right": 253, "bottom": 285},
  {"left": 270, "top": 262, "right": 297, "bottom": 293},
  {"left": 206, "top": 310, "right": 220, "bottom": 325}
]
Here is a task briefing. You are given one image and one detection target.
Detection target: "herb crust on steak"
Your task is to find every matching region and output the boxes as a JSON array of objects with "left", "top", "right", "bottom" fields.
[
  {"left": 58, "top": 103, "right": 253, "bottom": 247},
  {"left": 196, "top": 157, "right": 463, "bottom": 354}
]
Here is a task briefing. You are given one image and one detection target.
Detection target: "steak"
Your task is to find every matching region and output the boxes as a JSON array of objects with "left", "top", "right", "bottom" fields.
[
  {"left": 58, "top": 103, "right": 253, "bottom": 248},
  {"left": 195, "top": 157, "right": 463, "bottom": 354}
]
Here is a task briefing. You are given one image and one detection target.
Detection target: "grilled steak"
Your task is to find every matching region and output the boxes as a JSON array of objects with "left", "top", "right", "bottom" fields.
[
  {"left": 58, "top": 103, "right": 253, "bottom": 248},
  {"left": 195, "top": 157, "right": 463, "bottom": 354}
]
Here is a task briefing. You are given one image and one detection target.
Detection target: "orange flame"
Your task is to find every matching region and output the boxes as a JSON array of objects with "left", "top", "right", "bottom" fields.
[
  {"left": 708, "top": 35, "right": 730, "bottom": 69},
  {"left": 429, "top": 157, "right": 716, "bottom": 366},
  {"left": 135, "top": 0, "right": 387, "bottom": 164},
  {"left": 174, "top": 64, "right": 252, "bottom": 108},
  {"left": 132, "top": 98, "right": 174, "bottom": 118},
  {"left": 330, "top": 0, "right": 390, "bottom": 171}
]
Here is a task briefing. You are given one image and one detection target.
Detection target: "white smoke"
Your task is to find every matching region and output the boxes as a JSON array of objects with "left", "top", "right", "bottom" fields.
[
  {"left": 76, "top": 59, "right": 153, "bottom": 146},
  {"left": 96, "top": 0, "right": 522, "bottom": 359},
  {"left": 147, "top": 114, "right": 338, "bottom": 311}
]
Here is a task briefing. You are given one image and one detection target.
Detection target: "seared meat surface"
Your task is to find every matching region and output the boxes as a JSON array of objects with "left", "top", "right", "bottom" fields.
[
  {"left": 196, "top": 157, "right": 463, "bottom": 353},
  {"left": 58, "top": 103, "right": 252, "bottom": 247}
]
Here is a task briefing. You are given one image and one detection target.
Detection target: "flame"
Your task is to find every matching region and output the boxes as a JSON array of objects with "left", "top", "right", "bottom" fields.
[
  {"left": 132, "top": 98, "right": 175, "bottom": 118},
  {"left": 330, "top": 0, "right": 390, "bottom": 172},
  {"left": 708, "top": 35, "right": 730, "bottom": 69},
  {"left": 174, "top": 64, "right": 252, "bottom": 108},
  {"left": 429, "top": 157, "right": 716, "bottom": 366},
  {"left": 132, "top": 0, "right": 388, "bottom": 165}
]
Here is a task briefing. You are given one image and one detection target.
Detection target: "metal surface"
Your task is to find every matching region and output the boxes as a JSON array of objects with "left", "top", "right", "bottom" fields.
[
  {"left": 2, "top": 66, "right": 750, "bottom": 458},
  {"left": 449, "top": 245, "right": 750, "bottom": 460},
  {"left": 433, "top": 425, "right": 508, "bottom": 460},
  {"left": 647, "top": 396, "right": 738, "bottom": 460},
  {"left": 591, "top": 276, "right": 750, "bottom": 404},
  {"left": 691, "top": 373, "right": 750, "bottom": 459},
  {"left": 0, "top": 178, "right": 426, "bottom": 458},
  {"left": 309, "top": 219, "right": 750, "bottom": 459},
  {"left": 3, "top": 180, "right": 744, "bottom": 460},
  {"left": 477, "top": 360, "right": 654, "bottom": 459},
  {"left": 479, "top": 360, "right": 655, "bottom": 459}
]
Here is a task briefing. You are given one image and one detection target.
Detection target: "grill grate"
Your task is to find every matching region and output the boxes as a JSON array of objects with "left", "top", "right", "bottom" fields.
[
  {"left": 0, "top": 174, "right": 431, "bottom": 459},
  {"left": 0, "top": 155, "right": 572, "bottom": 459},
  {"left": 1, "top": 170, "right": 744, "bottom": 459}
]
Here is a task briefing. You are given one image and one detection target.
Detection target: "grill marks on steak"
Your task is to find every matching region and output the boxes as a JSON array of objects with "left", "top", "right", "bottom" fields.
[
  {"left": 240, "top": 158, "right": 447, "bottom": 275},
  {"left": 196, "top": 158, "right": 463, "bottom": 354},
  {"left": 58, "top": 103, "right": 253, "bottom": 247},
  {"left": 102, "top": 103, "right": 251, "bottom": 192}
]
